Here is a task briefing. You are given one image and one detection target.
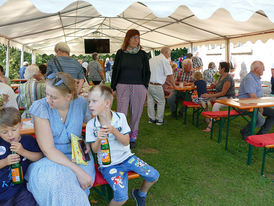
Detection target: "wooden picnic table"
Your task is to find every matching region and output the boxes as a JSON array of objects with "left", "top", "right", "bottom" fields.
[
  {"left": 21, "top": 119, "right": 87, "bottom": 136},
  {"left": 216, "top": 97, "right": 274, "bottom": 165},
  {"left": 10, "top": 79, "right": 27, "bottom": 83},
  {"left": 11, "top": 84, "right": 20, "bottom": 90}
]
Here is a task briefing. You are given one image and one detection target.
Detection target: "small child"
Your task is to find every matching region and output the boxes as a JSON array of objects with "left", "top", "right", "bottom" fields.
[
  {"left": 0, "top": 105, "right": 43, "bottom": 205},
  {"left": 192, "top": 71, "right": 212, "bottom": 109},
  {"left": 86, "top": 85, "right": 159, "bottom": 206}
]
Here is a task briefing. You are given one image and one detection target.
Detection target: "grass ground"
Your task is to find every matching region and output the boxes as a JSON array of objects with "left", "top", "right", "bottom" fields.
[{"left": 89, "top": 103, "right": 274, "bottom": 206}]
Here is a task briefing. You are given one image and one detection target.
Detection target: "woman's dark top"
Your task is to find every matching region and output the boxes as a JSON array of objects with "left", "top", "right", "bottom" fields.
[
  {"left": 215, "top": 74, "right": 235, "bottom": 97},
  {"left": 111, "top": 49, "right": 150, "bottom": 91}
]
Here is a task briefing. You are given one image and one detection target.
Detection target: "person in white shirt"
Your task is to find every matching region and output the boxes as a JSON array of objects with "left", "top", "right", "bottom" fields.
[
  {"left": 147, "top": 47, "right": 177, "bottom": 125},
  {"left": 0, "top": 82, "right": 18, "bottom": 109}
]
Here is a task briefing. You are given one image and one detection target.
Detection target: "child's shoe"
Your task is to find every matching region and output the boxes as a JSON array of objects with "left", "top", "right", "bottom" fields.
[
  {"left": 131, "top": 189, "right": 146, "bottom": 206},
  {"left": 200, "top": 100, "right": 207, "bottom": 109},
  {"left": 207, "top": 101, "right": 212, "bottom": 111}
]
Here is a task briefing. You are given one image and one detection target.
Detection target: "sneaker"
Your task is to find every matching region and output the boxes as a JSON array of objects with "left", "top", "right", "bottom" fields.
[
  {"left": 200, "top": 100, "right": 207, "bottom": 109},
  {"left": 130, "top": 141, "right": 136, "bottom": 149},
  {"left": 148, "top": 118, "right": 156, "bottom": 124},
  {"left": 156, "top": 120, "right": 165, "bottom": 125},
  {"left": 131, "top": 189, "right": 146, "bottom": 206}
]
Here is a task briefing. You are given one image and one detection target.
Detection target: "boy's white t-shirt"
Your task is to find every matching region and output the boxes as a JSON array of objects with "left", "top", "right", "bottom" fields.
[{"left": 86, "top": 111, "right": 133, "bottom": 167}]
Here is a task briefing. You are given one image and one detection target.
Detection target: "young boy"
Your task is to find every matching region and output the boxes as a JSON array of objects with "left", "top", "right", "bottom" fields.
[
  {"left": 86, "top": 85, "right": 159, "bottom": 206},
  {"left": 192, "top": 71, "right": 212, "bottom": 110},
  {"left": 0, "top": 106, "right": 43, "bottom": 206}
]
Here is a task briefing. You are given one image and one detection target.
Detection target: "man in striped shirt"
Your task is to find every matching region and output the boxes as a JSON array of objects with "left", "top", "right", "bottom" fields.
[{"left": 168, "top": 59, "right": 194, "bottom": 117}]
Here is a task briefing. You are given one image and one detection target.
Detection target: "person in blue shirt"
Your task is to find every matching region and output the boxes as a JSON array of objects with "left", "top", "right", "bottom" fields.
[
  {"left": 0, "top": 105, "right": 42, "bottom": 206},
  {"left": 239, "top": 61, "right": 274, "bottom": 139},
  {"left": 86, "top": 85, "right": 159, "bottom": 206},
  {"left": 19, "top": 62, "right": 29, "bottom": 79}
]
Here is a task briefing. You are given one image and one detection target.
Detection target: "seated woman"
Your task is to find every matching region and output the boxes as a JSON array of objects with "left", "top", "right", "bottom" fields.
[
  {"left": 17, "top": 64, "right": 46, "bottom": 118},
  {"left": 203, "top": 62, "right": 217, "bottom": 84},
  {"left": 25, "top": 72, "right": 95, "bottom": 206},
  {"left": 201, "top": 62, "right": 235, "bottom": 132},
  {"left": 163, "top": 63, "right": 177, "bottom": 96}
]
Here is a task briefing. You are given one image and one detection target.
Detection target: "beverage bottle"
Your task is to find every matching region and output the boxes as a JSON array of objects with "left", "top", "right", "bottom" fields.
[
  {"left": 101, "top": 138, "right": 111, "bottom": 165},
  {"left": 10, "top": 152, "right": 24, "bottom": 184}
]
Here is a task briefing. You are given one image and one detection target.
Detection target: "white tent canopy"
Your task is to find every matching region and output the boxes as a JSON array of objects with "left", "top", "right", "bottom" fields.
[{"left": 0, "top": 0, "right": 273, "bottom": 55}]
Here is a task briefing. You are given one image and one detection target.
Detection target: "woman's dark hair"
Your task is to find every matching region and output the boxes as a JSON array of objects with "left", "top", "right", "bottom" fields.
[
  {"left": 219, "top": 62, "right": 230, "bottom": 73},
  {"left": 121, "top": 29, "right": 141, "bottom": 51}
]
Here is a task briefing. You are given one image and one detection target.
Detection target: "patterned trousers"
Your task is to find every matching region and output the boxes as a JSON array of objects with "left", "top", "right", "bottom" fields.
[{"left": 116, "top": 83, "right": 147, "bottom": 141}]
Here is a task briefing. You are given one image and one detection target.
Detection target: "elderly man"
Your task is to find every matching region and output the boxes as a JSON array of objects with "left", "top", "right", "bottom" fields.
[
  {"left": 17, "top": 64, "right": 46, "bottom": 118},
  {"left": 147, "top": 47, "right": 176, "bottom": 125},
  {"left": 47, "top": 42, "right": 85, "bottom": 94},
  {"left": 238, "top": 61, "right": 274, "bottom": 139},
  {"left": 19, "top": 61, "right": 29, "bottom": 79},
  {"left": 167, "top": 59, "right": 194, "bottom": 117}
]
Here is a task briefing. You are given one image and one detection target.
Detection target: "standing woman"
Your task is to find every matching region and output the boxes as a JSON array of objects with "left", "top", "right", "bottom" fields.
[
  {"left": 25, "top": 72, "right": 95, "bottom": 206},
  {"left": 111, "top": 29, "right": 150, "bottom": 149}
]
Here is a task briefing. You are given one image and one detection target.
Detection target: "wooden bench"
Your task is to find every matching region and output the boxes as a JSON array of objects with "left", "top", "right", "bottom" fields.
[
  {"left": 91, "top": 164, "right": 140, "bottom": 202},
  {"left": 245, "top": 134, "right": 274, "bottom": 175},
  {"left": 201, "top": 110, "right": 240, "bottom": 143}
]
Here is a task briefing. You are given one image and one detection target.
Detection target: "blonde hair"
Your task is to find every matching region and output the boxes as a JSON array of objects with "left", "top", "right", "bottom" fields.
[
  {"left": 89, "top": 85, "right": 114, "bottom": 106},
  {"left": 46, "top": 72, "right": 77, "bottom": 99},
  {"left": 208, "top": 62, "right": 216, "bottom": 69},
  {"left": 54, "top": 42, "right": 70, "bottom": 55},
  {"left": 24, "top": 64, "right": 40, "bottom": 80},
  {"left": 194, "top": 71, "right": 203, "bottom": 80}
]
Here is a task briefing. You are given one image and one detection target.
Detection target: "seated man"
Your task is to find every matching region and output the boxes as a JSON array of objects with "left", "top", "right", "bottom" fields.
[
  {"left": 167, "top": 59, "right": 194, "bottom": 117},
  {"left": 0, "top": 82, "right": 18, "bottom": 108},
  {"left": 238, "top": 61, "right": 274, "bottom": 139}
]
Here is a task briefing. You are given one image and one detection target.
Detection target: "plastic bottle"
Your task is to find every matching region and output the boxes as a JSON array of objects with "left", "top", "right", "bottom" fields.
[{"left": 11, "top": 151, "right": 24, "bottom": 184}]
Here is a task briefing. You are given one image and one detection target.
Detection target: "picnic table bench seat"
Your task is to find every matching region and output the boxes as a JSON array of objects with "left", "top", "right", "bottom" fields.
[
  {"left": 92, "top": 164, "right": 140, "bottom": 202},
  {"left": 201, "top": 110, "right": 240, "bottom": 143},
  {"left": 245, "top": 134, "right": 274, "bottom": 175}
]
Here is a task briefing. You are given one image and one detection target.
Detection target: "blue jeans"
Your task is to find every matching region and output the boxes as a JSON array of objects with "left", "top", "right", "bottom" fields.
[{"left": 99, "top": 155, "right": 160, "bottom": 202}]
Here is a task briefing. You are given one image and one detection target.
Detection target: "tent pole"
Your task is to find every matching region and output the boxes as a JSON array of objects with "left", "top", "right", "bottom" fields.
[
  {"left": 32, "top": 50, "right": 36, "bottom": 64},
  {"left": 225, "top": 39, "right": 230, "bottom": 62},
  {"left": 20, "top": 45, "right": 24, "bottom": 68},
  {"left": 151, "top": 50, "right": 155, "bottom": 58},
  {"left": 5, "top": 41, "right": 10, "bottom": 78}
]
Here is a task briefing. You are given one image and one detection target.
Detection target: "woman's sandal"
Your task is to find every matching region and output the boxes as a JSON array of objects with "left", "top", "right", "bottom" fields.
[{"left": 202, "top": 126, "right": 211, "bottom": 132}]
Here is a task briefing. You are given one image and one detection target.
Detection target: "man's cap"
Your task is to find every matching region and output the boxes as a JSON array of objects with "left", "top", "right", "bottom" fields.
[{"left": 23, "top": 61, "right": 29, "bottom": 66}]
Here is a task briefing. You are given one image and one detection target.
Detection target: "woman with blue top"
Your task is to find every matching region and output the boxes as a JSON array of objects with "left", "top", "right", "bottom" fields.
[{"left": 25, "top": 72, "right": 95, "bottom": 206}]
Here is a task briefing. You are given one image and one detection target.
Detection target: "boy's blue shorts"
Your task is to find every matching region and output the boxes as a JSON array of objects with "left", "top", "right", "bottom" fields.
[{"left": 99, "top": 155, "right": 160, "bottom": 202}]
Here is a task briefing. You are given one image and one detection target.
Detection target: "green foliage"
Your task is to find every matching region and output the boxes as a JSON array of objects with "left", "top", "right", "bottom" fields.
[{"left": 147, "top": 48, "right": 188, "bottom": 60}]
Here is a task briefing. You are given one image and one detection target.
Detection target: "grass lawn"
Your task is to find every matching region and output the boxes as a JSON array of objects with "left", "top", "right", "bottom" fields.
[{"left": 89, "top": 103, "right": 274, "bottom": 206}]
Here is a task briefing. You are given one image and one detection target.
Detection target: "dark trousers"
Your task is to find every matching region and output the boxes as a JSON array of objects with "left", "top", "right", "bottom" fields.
[
  {"left": 242, "top": 107, "right": 274, "bottom": 136},
  {"left": 0, "top": 187, "right": 37, "bottom": 206},
  {"left": 92, "top": 81, "right": 101, "bottom": 85}
]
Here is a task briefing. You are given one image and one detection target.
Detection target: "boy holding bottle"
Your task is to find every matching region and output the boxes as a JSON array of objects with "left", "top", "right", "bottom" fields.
[
  {"left": 86, "top": 85, "right": 159, "bottom": 206},
  {"left": 0, "top": 105, "right": 42, "bottom": 205}
]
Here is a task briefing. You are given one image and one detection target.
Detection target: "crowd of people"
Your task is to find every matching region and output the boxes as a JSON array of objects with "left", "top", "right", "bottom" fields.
[{"left": 0, "top": 28, "right": 274, "bottom": 206}]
